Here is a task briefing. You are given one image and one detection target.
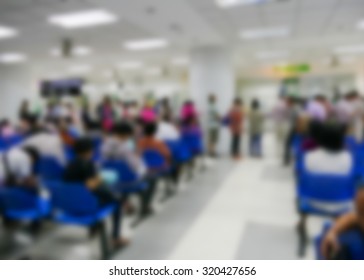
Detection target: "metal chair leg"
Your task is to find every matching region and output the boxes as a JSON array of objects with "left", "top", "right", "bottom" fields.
[
  {"left": 98, "top": 221, "right": 110, "bottom": 260},
  {"left": 297, "top": 213, "right": 308, "bottom": 257}
]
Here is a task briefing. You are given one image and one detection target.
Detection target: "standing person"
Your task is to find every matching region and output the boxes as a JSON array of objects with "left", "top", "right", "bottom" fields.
[
  {"left": 159, "top": 98, "right": 173, "bottom": 121},
  {"left": 283, "top": 96, "right": 301, "bottom": 166},
  {"left": 207, "top": 94, "right": 220, "bottom": 157},
  {"left": 18, "top": 100, "right": 31, "bottom": 121},
  {"left": 98, "top": 96, "right": 116, "bottom": 132},
  {"left": 249, "top": 99, "right": 264, "bottom": 158},
  {"left": 305, "top": 94, "right": 328, "bottom": 122},
  {"left": 228, "top": 98, "right": 244, "bottom": 160}
]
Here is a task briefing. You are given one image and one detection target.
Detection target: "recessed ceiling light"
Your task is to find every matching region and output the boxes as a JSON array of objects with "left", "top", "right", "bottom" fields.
[
  {"left": 216, "top": 0, "right": 269, "bottom": 8},
  {"left": 48, "top": 9, "right": 118, "bottom": 29},
  {"left": 0, "top": 53, "right": 27, "bottom": 64},
  {"left": 0, "top": 25, "right": 18, "bottom": 39},
  {"left": 118, "top": 61, "right": 143, "bottom": 70},
  {"left": 171, "top": 57, "right": 189, "bottom": 66},
  {"left": 333, "top": 45, "right": 364, "bottom": 54},
  {"left": 123, "top": 39, "right": 169, "bottom": 51},
  {"left": 256, "top": 50, "right": 289, "bottom": 60},
  {"left": 240, "top": 26, "right": 290, "bottom": 40},
  {"left": 73, "top": 46, "right": 92, "bottom": 56}
]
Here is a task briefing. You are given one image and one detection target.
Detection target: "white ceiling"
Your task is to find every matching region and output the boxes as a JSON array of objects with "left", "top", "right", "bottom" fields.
[{"left": 0, "top": 0, "right": 364, "bottom": 77}]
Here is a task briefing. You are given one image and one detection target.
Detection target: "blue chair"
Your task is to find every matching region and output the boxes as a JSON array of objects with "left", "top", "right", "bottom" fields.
[
  {"left": 47, "top": 181, "right": 117, "bottom": 259},
  {"left": 315, "top": 222, "right": 364, "bottom": 260},
  {"left": 36, "top": 156, "right": 64, "bottom": 180},
  {"left": 0, "top": 187, "right": 50, "bottom": 222},
  {"left": 296, "top": 170, "right": 356, "bottom": 256},
  {"left": 142, "top": 149, "right": 171, "bottom": 177},
  {"left": 165, "top": 140, "right": 192, "bottom": 164},
  {"left": 181, "top": 133, "right": 204, "bottom": 157},
  {"left": 102, "top": 160, "right": 148, "bottom": 194}
]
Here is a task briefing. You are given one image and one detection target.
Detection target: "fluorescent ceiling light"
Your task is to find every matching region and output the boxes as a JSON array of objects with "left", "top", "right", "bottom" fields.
[
  {"left": 256, "top": 51, "right": 289, "bottom": 60},
  {"left": 0, "top": 53, "right": 27, "bottom": 64},
  {"left": 216, "top": 0, "right": 269, "bottom": 8},
  {"left": 73, "top": 46, "right": 92, "bottom": 56},
  {"left": 333, "top": 45, "right": 364, "bottom": 54},
  {"left": 171, "top": 57, "right": 189, "bottom": 66},
  {"left": 69, "top": 64, "right": 91, "bottom": 74},
  {"left": 48, "top": 9, "right": 117, "bottom": 29},
  {"left": 118, "top": 61, "right": 143, "bottom": 70},
  {"left": 0, "top": 25, "right": 18, "bottom": 39},
  {"left": 240, "top": 26, "right": 290, "bottom": 40},
  {"left": 124, "top": 39, "right": 169, "bottom": 51}
]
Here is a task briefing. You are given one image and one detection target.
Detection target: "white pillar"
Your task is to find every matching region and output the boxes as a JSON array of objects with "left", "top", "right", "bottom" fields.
[
  {"left": 0, "top": 65, "right": 37, "bottom": 121},
  {"left": 189, "top": 47, "right": 236, "bottom": 155},
  {"left": 356, "top": 65, "right": 364, "bottom": 95}
]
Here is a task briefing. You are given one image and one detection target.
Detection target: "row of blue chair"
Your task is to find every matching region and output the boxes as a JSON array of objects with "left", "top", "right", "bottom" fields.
[
  {"left": 0, "top": 133, "right": 204, "bottom": 259},
  {"left": 0, "top": 183, "right": 117, "bottom": 259}
]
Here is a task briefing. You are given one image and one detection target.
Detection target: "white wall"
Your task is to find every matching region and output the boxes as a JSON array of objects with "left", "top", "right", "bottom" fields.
[{"left": 0, "top": 65, "right": 38, "bottom": 121}]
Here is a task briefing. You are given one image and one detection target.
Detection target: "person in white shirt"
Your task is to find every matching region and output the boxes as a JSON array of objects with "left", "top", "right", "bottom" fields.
[
  {"left": 305, "top": 95, "right": 328, "bottom": 122},
  {"left": 305, "top": 122, "right": 351, "bottom": 175},
  {"left": 0, "top": 146, "right": 40, "bottom": 190},
  {"left": 156, "top": 115, "right": 180, "bottom": 142},
  {"left": 304, "top": 122, "right": 353, "bottom": 212},
  {"left": 20, "top": 131, "right": 66, "bottom": 166}
]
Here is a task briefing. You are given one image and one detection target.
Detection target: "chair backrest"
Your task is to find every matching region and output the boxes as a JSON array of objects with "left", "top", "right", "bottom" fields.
[
  {"left": 0, "top": 187, "right": 39, "bottom": 211},
  {"left": 143, "top": 149, "right": 166, "bottom": 169},
  {"left": 102, "top": 160, "right": 138, "bottom": 183},
  {"left": 181, "top": 133, "right": 203, "bottom": 154},
  {"left": 47, "top": 181, "right": 99, "bottom": 216},
  {"left": 165, "top": 140, "right": 191, "bottom": 162},
  {"left": 36, "top": 156, "right": 64, "bottom": 180},
  {"left": 299, "top": 171, "right": 355, "bottom": 203}
]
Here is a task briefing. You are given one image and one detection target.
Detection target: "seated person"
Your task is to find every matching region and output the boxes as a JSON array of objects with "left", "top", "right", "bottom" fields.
[
  {"left": 321, "top": 187, "right": 364, "bottom": 259},
  {"left": 303, "top": 122, "right": 353, "bottom": 212},
  {"left": 101, "top": 122, "right": 147, "bottom": 179},
  {"left": 156, "top": 114, "right": 180, "bottom": 142},
  {"left": 19, "top": 116, "right": 66, "bottom": 166},
  {"left": 304, "top": 122, "right": 351, "bottom": 175},
  {"left": 138, "top": 122, "right": 171, "bottom": 169},
  {"left": 0, "top": 119, "right": 16, "bottom": 138},
  {"left": 0, "top": 146, "right": 40, "bottom": 191},
  {"left": 63, "top": 138, "right": 128, "bottom": 247},
  {"left": 57, "top": 117, "right": 77, "bottom": 147}
]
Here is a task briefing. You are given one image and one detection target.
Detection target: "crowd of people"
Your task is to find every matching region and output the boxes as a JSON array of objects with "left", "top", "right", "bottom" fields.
[
  {"left": 0, "top": 93, "right": 261, "bottom": 255},
  {"left": 3, "top": 88, "right": 364, "bottom": 259}
]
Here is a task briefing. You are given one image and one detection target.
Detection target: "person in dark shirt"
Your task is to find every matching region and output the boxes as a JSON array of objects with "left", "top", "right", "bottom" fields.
[{"left": 64, "top": 138, "right": 129, "bottom": 247}]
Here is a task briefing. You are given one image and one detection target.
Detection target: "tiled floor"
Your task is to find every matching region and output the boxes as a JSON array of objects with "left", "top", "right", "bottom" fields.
[{"left": 0, "top": 133, "right": 324, "bottom": 260}]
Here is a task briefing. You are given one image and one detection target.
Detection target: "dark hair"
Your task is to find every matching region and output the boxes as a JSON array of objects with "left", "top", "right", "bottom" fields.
[
  {"left": 143, "top": 122, "right": 157, "bottom": 137},
  {"left": 316, "top": 122, "right": 346, "bottom": 152},
  {"left": 22, "top": 146, "right": 40, "bottom": 164},
  {"left": 251, "top": 99, "right": 260, "bottom": 110},
  {"left": 112, "top": 122, "right": 133, "bottom": 136},
  {"left": 73, "top": 138, "right": 94, "bottom": 156}
]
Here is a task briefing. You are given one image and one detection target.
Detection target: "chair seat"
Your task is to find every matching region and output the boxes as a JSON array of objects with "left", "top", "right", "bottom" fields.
[
  {"left": 4, "top": 198, "right": 51, "bottom": 220},
  {"left": 298, "top": 198, "right": 352, "bottom": 217},
  {"left": 53, "top": 204, "right": 116, "bottom": 226}
]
